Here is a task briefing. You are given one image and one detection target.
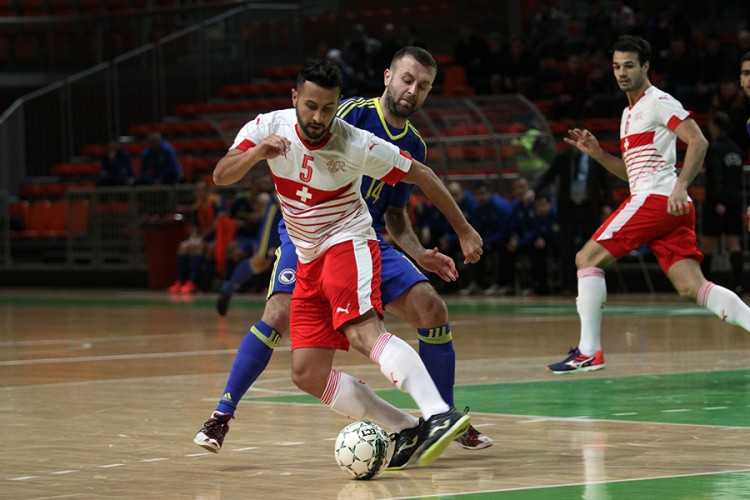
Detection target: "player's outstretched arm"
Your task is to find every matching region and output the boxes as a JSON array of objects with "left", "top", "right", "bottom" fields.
[
  {"left": 384, "top": 207, "right": 458, "bottom": 282},
  {"left": 401, "top": 160, "right": 482, "bottom": 264},
  {"left": 564, "top": 128, "right": 628, "bottom": 181},
  {"left": 214, "top": 135, "right": 291, "bottom": 185}
]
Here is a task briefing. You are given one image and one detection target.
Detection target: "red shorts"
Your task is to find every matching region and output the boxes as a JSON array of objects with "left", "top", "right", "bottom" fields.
[
  {"left": 593, "top": 193, "right": 703, "bottom": 274},
  {"left": 289, "top": 239, "right": 383, "bottom": 351}
]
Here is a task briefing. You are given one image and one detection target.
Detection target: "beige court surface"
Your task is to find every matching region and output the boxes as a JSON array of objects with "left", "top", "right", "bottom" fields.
[{"left": 1, "top": 289, "right": 749, "bottom": 499}]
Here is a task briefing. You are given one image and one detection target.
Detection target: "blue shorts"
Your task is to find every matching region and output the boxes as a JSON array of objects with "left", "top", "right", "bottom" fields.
[{"left": 268, "top": 232, "right": 428, "bottom": 304}]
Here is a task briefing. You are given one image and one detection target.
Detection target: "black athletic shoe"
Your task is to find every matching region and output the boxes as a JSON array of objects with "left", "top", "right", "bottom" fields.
[
  {"left": 193, "top": 411, "right": 232, "bottom": 453},
  {"left": 216, "top": 292, "right": 232, "bottom": 316},
  {"left": 386, "top": 418, "right": 425, "bottom": 470},
  {"left": 416, "top": 409, "right": 471, "bottom": 467}
]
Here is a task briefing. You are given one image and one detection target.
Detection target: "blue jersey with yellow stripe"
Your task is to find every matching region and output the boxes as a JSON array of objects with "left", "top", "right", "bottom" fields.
[{"left": 337, "top": 96, "right": 427, "bottom": 235}]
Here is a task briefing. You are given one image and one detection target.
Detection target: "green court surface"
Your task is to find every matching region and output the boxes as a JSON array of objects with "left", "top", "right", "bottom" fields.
[
  {"left": 416, "top": 471, "right": 750, "bottom": 499},
  {"left": 253, "top": 370, "right": 750, "bottom": 428},
  {"left": 251, "top": 370, "right": 750, "bottom": 498}
]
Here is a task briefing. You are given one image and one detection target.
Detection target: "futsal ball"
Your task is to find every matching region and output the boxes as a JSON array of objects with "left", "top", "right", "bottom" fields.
[{"left": 334, "top": 421, "right": 394, "bottom": 480}]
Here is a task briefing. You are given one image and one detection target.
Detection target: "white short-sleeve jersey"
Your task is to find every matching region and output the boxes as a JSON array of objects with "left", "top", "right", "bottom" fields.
[
  {"left": 619, "top": 86, "right": 692, "bottom": 196},
  {"left": 231, "top": 109, "right": 412, "bottom": 263}
]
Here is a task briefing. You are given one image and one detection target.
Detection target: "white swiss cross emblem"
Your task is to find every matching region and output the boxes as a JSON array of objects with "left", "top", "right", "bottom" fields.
[
  {"left": 296, "top": 185, "right": 313, "bottom": 203},
  {"left": 623, "top": 138, "right": 629, "bottom": 151}
]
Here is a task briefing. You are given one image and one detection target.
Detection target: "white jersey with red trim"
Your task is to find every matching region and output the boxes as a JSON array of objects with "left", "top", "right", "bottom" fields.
[
  {"left": 231, "top": 108, "right": 412, "bottom": 263},
  {"left": 619, "top": 85, "right": 692, "bottom": 196}
]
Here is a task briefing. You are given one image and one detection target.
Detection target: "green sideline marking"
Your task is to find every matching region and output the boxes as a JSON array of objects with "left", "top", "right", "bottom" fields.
[
  {"left": 417, "top": 471, "right": 750, "bottom": 499},
  {"left": 249, "top": 369, "right": 750, "bottom": 427},
  {"left": 0, "top": 295, "right": 713, "bottom": 317}
]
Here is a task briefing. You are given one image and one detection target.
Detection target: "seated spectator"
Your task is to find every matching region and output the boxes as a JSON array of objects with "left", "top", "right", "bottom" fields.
[
  {"left": 454, "top": 22, "right": 492, "bottom": 93},
  {"left": 580, "top": 0, "right": 615, "bottom": 59},
  {"left": 418, "top": 181, "right": 476, "bottom": 293},
  {"left": 505, "top": 176, "right": 537, "bottom": 294},
  {"left": 660, "top": 33, "right": 702, "bottom": 109},
  {"left": 709, "top": 77, "right": 750, "bottom": 153},
  {"left": 168, "top": 181, "right": 226, "bottom": 294},
  {"left": 497, "top": 35, "right": 539, "bottom": 98},
  {"left": 608, "top": 0, "right": 635, "bottom": 36},
  {"left": 139, "top": 131, "right": 183, "bottom": 185},
  {"left": 515, "top": 192, "right": 560, "bottom": 295},
  {"left": 461, "top": 181, "right": 512, "bottom": 295},
  {"left": 529, "top": 0, "right": 570, "bottom": 59},
  {"left": 98, "top": 139, "right": 135, "bottom": 186}
]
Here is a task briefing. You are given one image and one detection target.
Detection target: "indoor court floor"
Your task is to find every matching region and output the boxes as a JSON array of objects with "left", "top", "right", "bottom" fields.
[{"left": 1, "top": 288, "right": 749, "bottom": 499}]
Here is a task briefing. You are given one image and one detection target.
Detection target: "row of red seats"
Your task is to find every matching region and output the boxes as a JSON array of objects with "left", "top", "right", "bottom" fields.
[
  {"left": 48, "top": 155, "right": 219, "bottom": 185},
  {"left": 10, "top": 198, "right": 90, "bottom": 239}
]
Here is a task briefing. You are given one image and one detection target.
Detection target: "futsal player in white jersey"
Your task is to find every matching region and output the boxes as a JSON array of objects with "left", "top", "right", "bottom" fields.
[
  {"left": 213, "top": 58, "right": 482, "bottom": 467},
  {"left": 547, "top": 35, "right": 750, "bottom": 374}
]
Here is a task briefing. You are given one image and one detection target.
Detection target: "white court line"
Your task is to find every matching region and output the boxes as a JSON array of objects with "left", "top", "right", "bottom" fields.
[
  {"left": 0, "top": 346, "right": 284, "bottom": 367},
  {"left": 0, "top": 333, "right": 200, "bottom": 348},
  {"left": 384, "top": 468, "right": 750, "bottom": 500}
]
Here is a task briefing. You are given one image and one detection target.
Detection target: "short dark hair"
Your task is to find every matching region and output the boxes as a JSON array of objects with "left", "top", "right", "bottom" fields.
[
  {"left": 297, "top": 58, "right": 343, "bottom": 91},
  {"left": 612, "top": 35, "right": 652, "bottom": 66},
  {"left": 392, "top": 46, "right": 437, "bottom": 72},
  {"left": 742, "top": 51, "right": 750, "bottom": 65}
]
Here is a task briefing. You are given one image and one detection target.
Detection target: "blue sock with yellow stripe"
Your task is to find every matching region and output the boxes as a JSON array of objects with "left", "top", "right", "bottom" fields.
[
  {"left": 216, "top": 320, "right": 281, "bottom": 416},
  {"left": 417, "top": 324, "right": 455, "bottom": 407}
]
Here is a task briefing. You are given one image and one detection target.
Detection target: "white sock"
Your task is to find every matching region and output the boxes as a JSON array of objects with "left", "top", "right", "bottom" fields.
[
  {"left": 577, "top": 267, "right": 606, "bottom": 355},
  {"left": 698, "top": 281, "right": 750, "bottom": 330},
  {"left": 321, "top": 369, "right": 419, "bottom": 433},
  {"left": 370, "top": 333, "right": 449, "bottom": 419}
]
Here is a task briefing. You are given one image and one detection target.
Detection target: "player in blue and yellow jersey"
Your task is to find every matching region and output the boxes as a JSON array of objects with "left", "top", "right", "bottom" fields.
[{"left": 196, "top": 47, "right": 493, "bottom": 468}]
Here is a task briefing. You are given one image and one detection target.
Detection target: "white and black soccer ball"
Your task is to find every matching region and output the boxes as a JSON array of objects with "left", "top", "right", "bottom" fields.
[{"left": 334, "top": 421, "right": 394, "bottom": 480}]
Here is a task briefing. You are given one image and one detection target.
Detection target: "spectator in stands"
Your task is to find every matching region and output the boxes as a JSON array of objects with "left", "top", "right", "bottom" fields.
[
  {"left": 585, "top": 63, "right": 622, "bottom": 117},
  {"left": 168, "top": 180, "right": 226, "bottom": 294},
  {"left": 699, "top": 32, "right": 737, "bottom": 90},
  {"left": 580, "top": 0, "right": 615, "bottom": 59},
  {"left": 325, "top": 48, "right": 355, "bottom": 97},
  {"left": 709, "top": 77, "right": 750, "bottom": 153},
  {"left": 496, "top": 35, "right": 540, "bottom": 98},
  {"left": 460, "top": 181, "right": 512, "bottom": 295},
  {"left": 535, "top": 146, "right": 612, "bottom": 295},
  {"left": 98, "top": 139, "right": 135, "bottom": 186},
  {"left": 650, "top": 5, "right": 694, "bottom": 66},
  {"left": 516, "top": 191, "right": 560, "bottom": 295},
  {"left": 529, "top": 0, "right": 570, "bottom": 60},
  {"left": 701, "top": 111, "right": 746, "bottom": 296},
  {"left": 453, "top": 22, "right": 492, "bottom": 94},
  {"left": 742, "top": 51, "right": 750, "bottom": 139},
  {"left": 419, "top": 181, "right": 476, "bottom": 294},
  {"left": 139, "top": 131, "right": 183, "bottom": 185},
  {"left": 556, "top": 54, "right": 590, "bottom": 119},
  {"left": 660, "top": 33, "right": 702, "bottom": 109},
  {"left": 398, "top": 23, "right": 427, "bottom": 51},
  {"left": 342, "top": 23, "right": 381, "bottom": 94},
  {"left": 505, "top": 176, "right": 536, "bottom": 295},
  {"left": 608, "top": 0, "right": 635, "bottom": 36},
  {"left": 377, "top": 22, "right": 403, "bottom": 73},
  {"left": 736, "top": 30, "right": 750, "bottom": 61}
]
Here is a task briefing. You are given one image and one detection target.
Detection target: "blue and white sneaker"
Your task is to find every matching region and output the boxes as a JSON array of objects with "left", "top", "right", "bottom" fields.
[{"left": 547, "top": 347, "right": 605, "bottom": 374}]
